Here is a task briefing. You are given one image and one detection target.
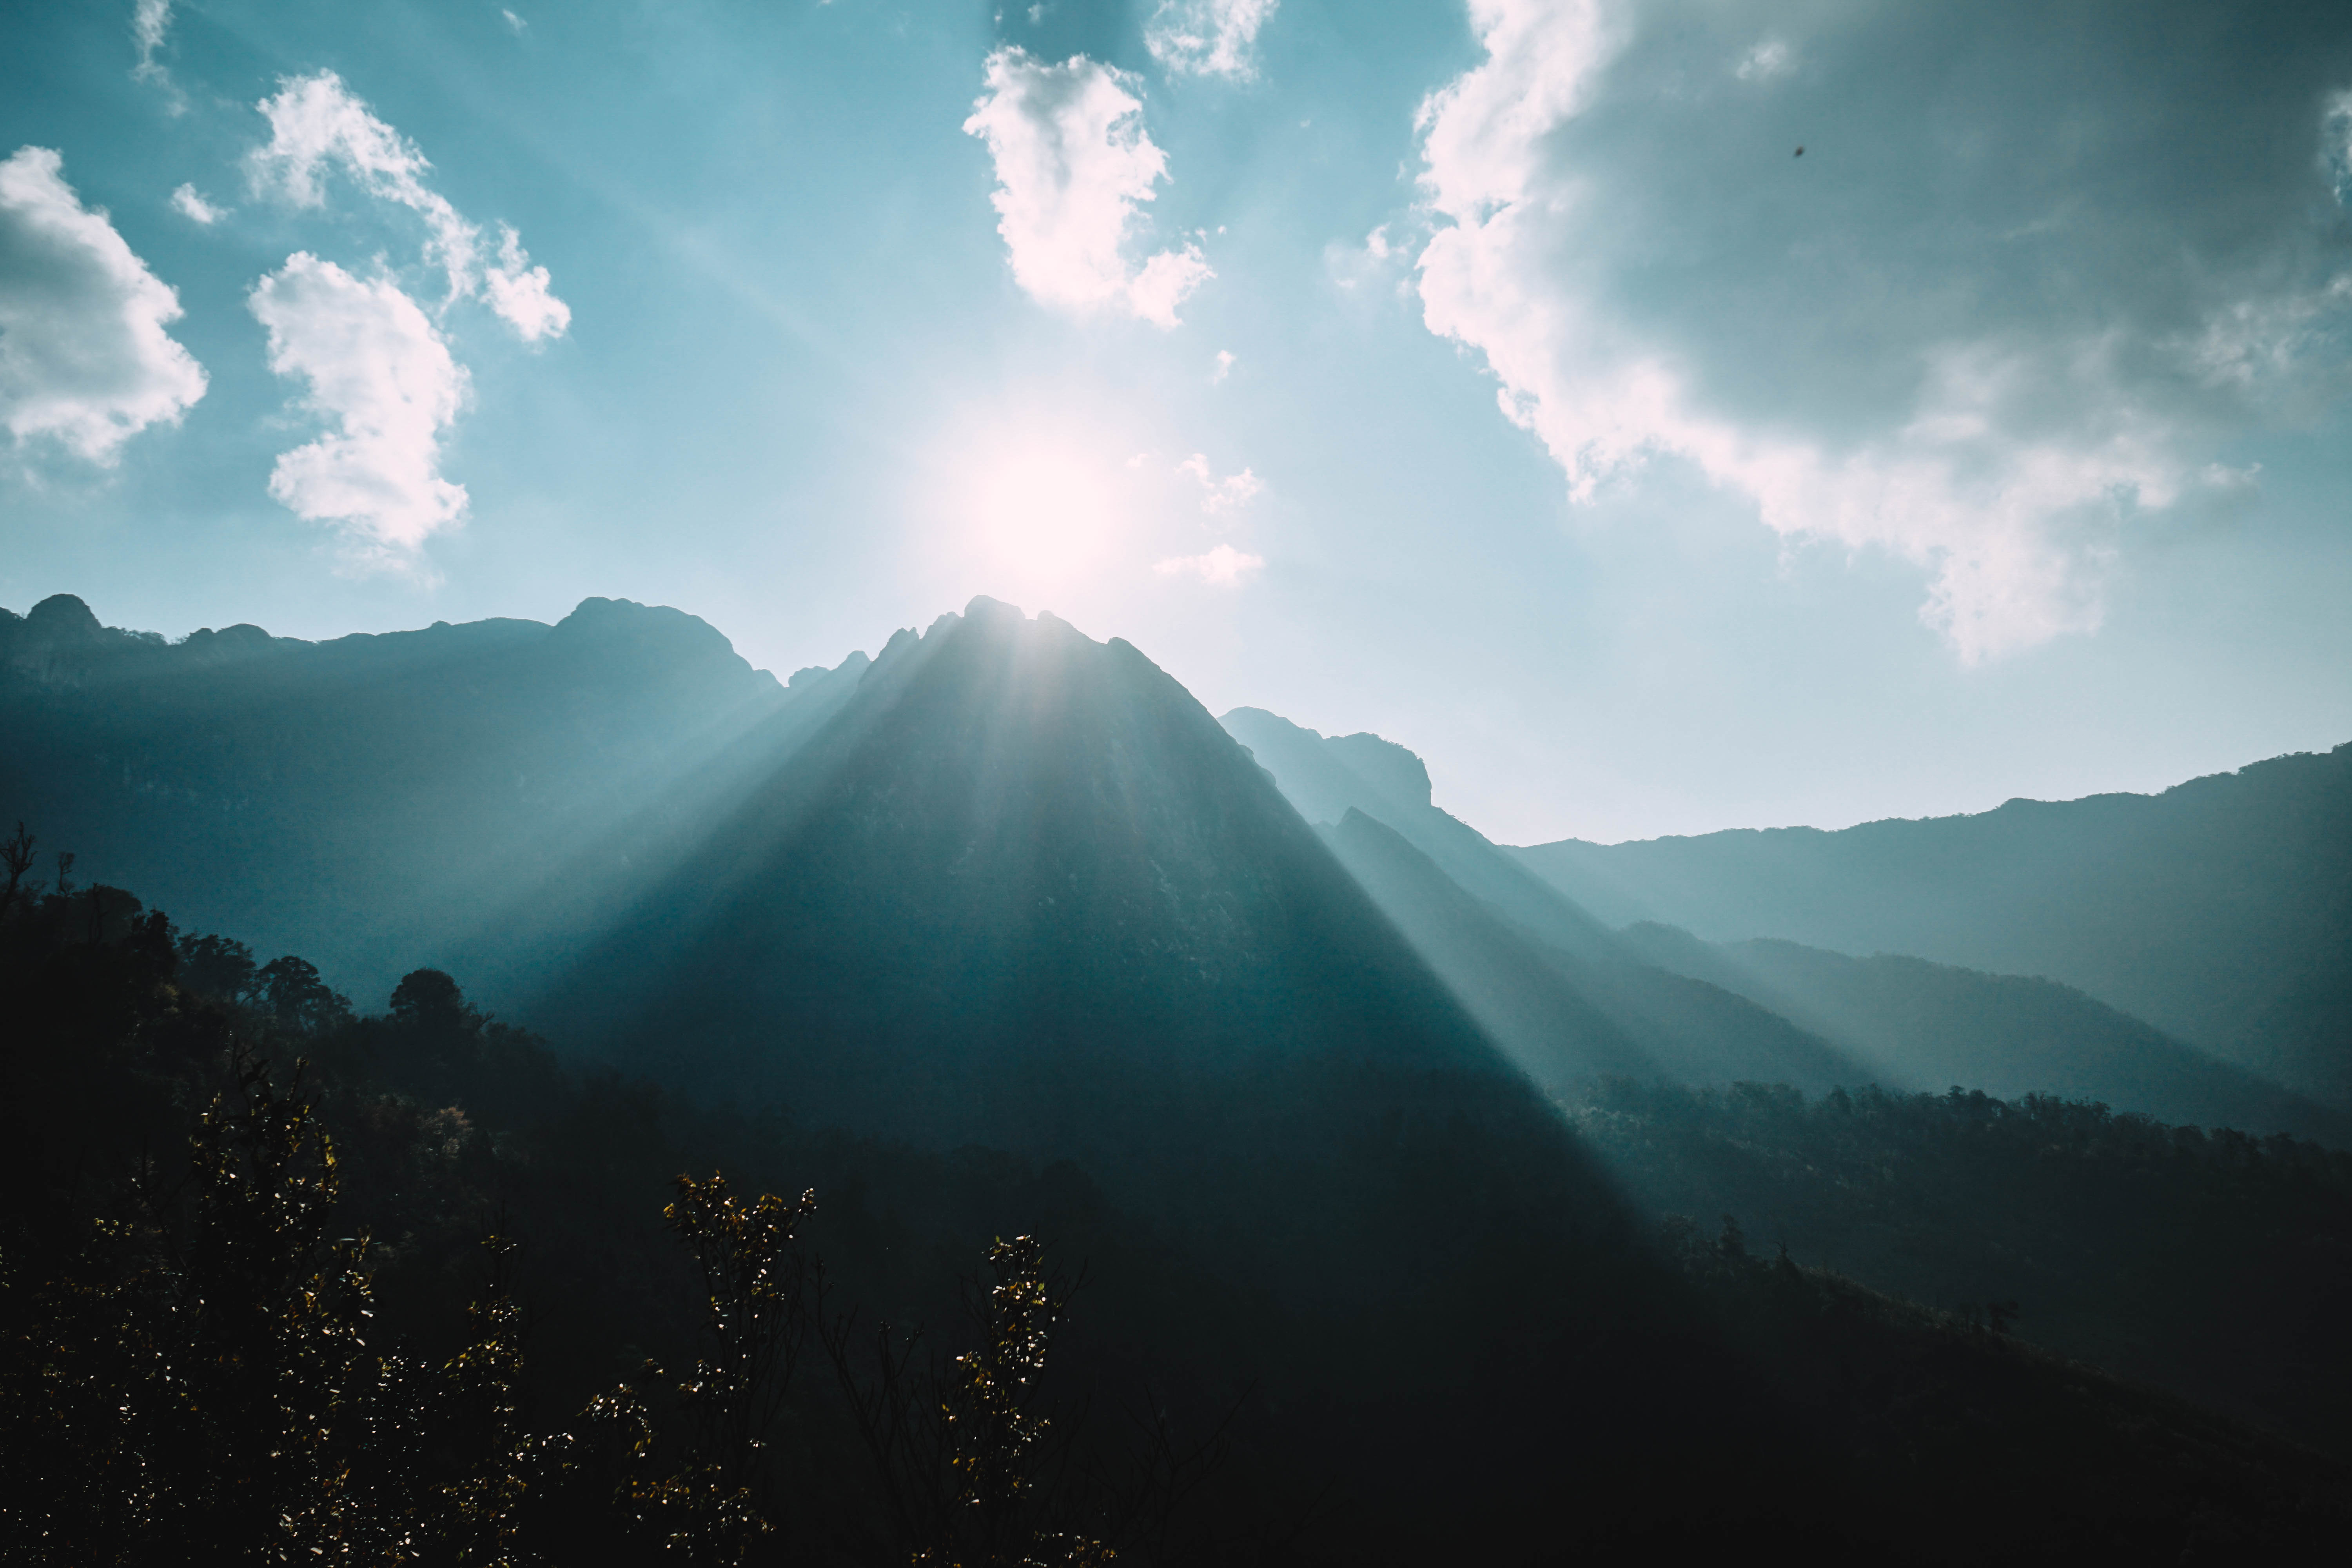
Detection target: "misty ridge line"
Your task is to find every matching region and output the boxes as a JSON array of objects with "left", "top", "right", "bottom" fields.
[
  {"left": 9, "top": 585, "right": 2334, "bottom": 844},
  {"left": 7, "top": 584, "right": 2345, "bottom": 1129}
]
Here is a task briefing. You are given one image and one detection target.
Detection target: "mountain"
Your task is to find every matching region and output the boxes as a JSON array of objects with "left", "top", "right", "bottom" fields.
[
  {"left": 1321, "top": 809, "right": 1860, "bottom": 1092},
  {"left": 1227, "top": 707, "right": 1867, "bottom": 1091},
  {"left": 0, "top": 592, "right": 849, "bottom": 1001},
  {"left": 1512, "top": 748, "right": 2352, "bottom": 1105},
  {"left": 1616, "top": 923, "right": 2350, "bottom": 1140},
  {"left": 542, "top": 603, "right": 1519, "bottom": 1153},
  {"left": 1222, "top": 706, "right": 1617, "bottom": 958},
  {"left": 10, "top": 592, "right": 2352, "bottom": 1555},
  {"left": 291, "top": 596, "right": 1902, "bottom": 1551}
]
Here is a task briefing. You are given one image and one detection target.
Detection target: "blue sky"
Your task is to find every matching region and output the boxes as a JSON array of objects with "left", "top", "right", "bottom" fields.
[{"left": 5, "top": 0, "right": 2352, "bottom": 844}]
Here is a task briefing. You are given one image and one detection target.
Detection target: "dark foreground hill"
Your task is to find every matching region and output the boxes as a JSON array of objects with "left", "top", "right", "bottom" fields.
[
  {"left": 10, "top": 860, "right": 2352, "bottom": 1562},
  {"left": 1511, "top": 746, "right": 2352, "bottom": 1107},
  {"left": 1562, "top": 1076, "right": 2352, "bottom": 1459}
]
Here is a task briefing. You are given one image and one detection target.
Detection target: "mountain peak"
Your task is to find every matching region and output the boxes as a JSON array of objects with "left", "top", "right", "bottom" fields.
[
  {"left": 548, "top": 595, "right": 776, "bottom": 691},
  {"left": 962, "top": 594, "right": 1025, "bottom": 625},
  {"left": 1325, "top": 731, "right": 1433, "bottom": 811},
  {"left": 25, "top": 593, "right": 102, "bottom": 642}
]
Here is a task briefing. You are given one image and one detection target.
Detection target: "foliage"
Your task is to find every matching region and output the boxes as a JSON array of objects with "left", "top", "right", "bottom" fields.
[
  {"left": 0, "top": 868, "right": 1224, "bottom": 1566},
  {"left": 6, "top": 851, "right": 2352, "bottom": 1561},
  {"left": 1564, "top": 1076, "right": 2352, "bottom": 1454}
]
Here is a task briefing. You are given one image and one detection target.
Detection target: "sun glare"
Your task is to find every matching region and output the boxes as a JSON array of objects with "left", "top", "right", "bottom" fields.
[{"left": 960, "top": 439, "right": 1124, "bottom": 587}]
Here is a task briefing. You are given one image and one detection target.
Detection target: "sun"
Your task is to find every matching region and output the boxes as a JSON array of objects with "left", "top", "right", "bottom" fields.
[{"left": 959, "top": 437, "right": 1125, "bottom": 588}]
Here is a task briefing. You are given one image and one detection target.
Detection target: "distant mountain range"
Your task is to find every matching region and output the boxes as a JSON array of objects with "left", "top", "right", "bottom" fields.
[
  {"left": 7, "top": 589, "right": 2345, "bottom": 1143},
  {"left": 1221, "top": 706, "right": 2350, "bottom": 1140},
  {"left": 1510, "top": 747, "right": 2352, "bottom": 1108}
]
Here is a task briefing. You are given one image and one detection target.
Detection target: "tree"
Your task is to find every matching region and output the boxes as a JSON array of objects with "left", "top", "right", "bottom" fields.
[
  {"left": 0, "top": 822, "right": 34, "bottom": 915},
  {"left": 390, "top": 967, "right": 478, "bottom": 1036},
  {"left": 256, "top": 955, "right": 352, "bottom": 1034},
  {"left": 627, "top": 1172, "right": 818, "bottom": 1562}
]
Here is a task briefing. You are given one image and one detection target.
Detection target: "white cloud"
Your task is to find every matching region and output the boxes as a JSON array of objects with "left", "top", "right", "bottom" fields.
[
  {"left": 1735, "top": 39, "right": 1793, "bottom": 82},
  {"left": 1178, "top": 451, "right": 1261, "bottom": 513},
  {"left": 131, "top": 0, "right": 171, "bottom": 79},
  {"left": 2329, "top": 89, "right": 2352, "bottom": 206},
  {"left": 483, "top": 224, "right": 570, "bottom": 342},
  {"left": 1155, "top": 542, "right": 1265, "bottom": 586},
  {"left": 249, "top": 252, "right": 470, "bottom": 562},
  {"left": 0, "top": 146, "right": 207, "bottom": 464},
  {"left": 1408, "top": 0, "right": 2352, "bottom": 662},
  {"left": 963, "top": 48, "right": 1212, "bottom": 328},
  {"left": 503, "top": 9, "right": 527, "bottom": 34},
  {"left": 1212, "top": 348, "right": 1234, "bottom": 381},
  {"left": 170, "top": 182, "right": 225, "bottom": 224},
  {"left": 1145, "top": 0, "right": 1278, "bottom": 81},
  {"left": 248, "top": 71, "right": 568, "bottom": 341}
]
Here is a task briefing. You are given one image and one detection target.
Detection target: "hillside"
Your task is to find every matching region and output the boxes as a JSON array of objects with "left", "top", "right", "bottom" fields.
[
  {"left": 12, "top": 848, "right": 2352, "bottom": 1560},
  {"left": 1513, "top": 746, "right": 2352, "bottom": 1105},
  {"left": 1227, "top": 708, "right": 1860, "bottom": 1091},
  {"left": 0, "top": 592, "right": 846, "bottom": 1001},
  {"left": 1615, "top": 924, "right": 2350, "bottom": 1141}
]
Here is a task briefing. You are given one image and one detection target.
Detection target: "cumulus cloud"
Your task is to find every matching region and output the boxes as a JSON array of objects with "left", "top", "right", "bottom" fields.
[
  {"left": 248, "top": 71, "right": 568, "bottom": 340},
  {"left": 963, "top": 48, "right": 1212, "bottom": 328},
  {"left": 0, "top": 146, "right": 207, "bottom": 463},
  {"left": 1178, "top": 451, "right": 1261, "bottom": 513},
  {"left": 1408, "top": 0, "right": 2352, "bottom": 661},
  {"left": 1145, "top": 0, "right": 1278, "bottom": 81},
  {"left": 1155, "top": 542, "right": 1265, "bottom": 586},
  {"left": 1212, "top": 348, "right": 1234, "bottom": 381},
  {"left": 249, "top": 252, "right": 470, "bottom": 561},
  {"left": 170, "top": 183, "right": 225, "bottom": 224}
]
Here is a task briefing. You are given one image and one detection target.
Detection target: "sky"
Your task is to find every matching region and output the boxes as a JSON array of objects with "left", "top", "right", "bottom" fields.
[{"left": 5, "top": 0, "right": 2352, "bottom": 846}]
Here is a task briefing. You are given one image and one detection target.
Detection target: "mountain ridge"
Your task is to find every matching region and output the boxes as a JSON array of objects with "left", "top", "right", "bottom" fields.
[{"left": 1512, "top": 741, "right": 2352, "bottom": 1105}]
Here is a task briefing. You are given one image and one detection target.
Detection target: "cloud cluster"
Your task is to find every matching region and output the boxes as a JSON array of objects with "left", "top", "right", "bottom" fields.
[
  {"left": 249, "top": 71, "right": 569, "bottom": 341},
  {"left": 1179, "top": 451, "right": 1261, "bottom": 513},
  {"left": 1410, "top": 0, "right": 2352, "bottom": 660},
  {"left": 0, "top": 146, "right": 207, "bottom": 464},
  {"left": 248, "top": 252, "right": 470, "bottom": 561},
  {"left": 239, "top": 72, "right": 570, "bottom": 564},
  {"left": 1155, "top": 542, "right": 1264, "bottom": 586},
  {"left": 964, "top": 49, "right": 1210, "bottom": 328},
  {"left": 1145, "top": 0, "right": 1279, "bottom": 81}
]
